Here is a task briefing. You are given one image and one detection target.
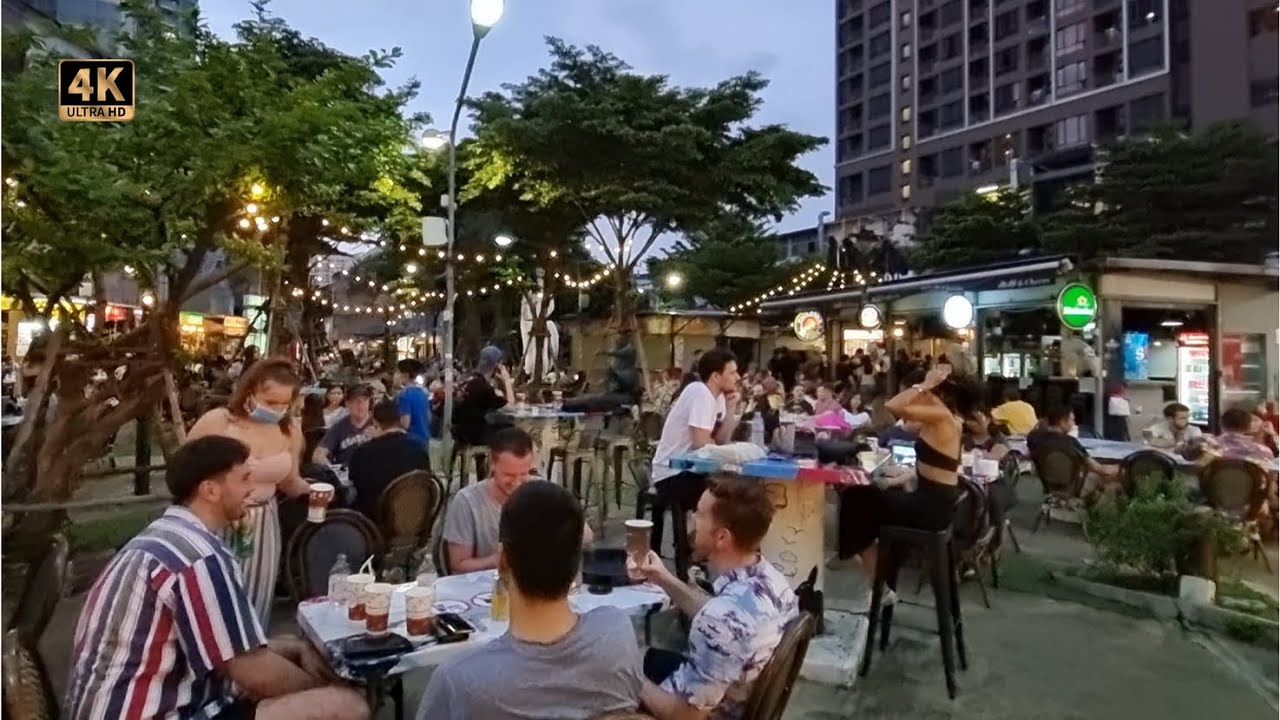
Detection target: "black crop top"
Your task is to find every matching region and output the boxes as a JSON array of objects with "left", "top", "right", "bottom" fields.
[{"left": 914, "top": 436, "right": 960, "bottom": 472}]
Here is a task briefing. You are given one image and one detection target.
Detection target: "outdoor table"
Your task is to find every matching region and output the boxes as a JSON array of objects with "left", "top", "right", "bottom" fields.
[
  {"left": 499, "top": 405, "right": 586, "bottom": 480},
  {"left": 297, "top": 568, "right": 669, "bottom": 677},
  {"left": 1006, "top": 436, "right": 1280, "bottom": 472},
  {"left": 669, "top": 453, "right": 846, "bottom": 592}
]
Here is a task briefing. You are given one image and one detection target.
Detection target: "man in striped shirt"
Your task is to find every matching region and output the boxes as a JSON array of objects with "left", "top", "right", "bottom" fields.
[{"left": 65, "top": 435, "right": 368, "bottom": 720}]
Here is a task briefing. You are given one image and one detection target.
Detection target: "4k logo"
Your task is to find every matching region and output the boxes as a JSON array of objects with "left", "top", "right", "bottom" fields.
[{"left": 58, "top": 59, "right": 135, "bottom": 122}]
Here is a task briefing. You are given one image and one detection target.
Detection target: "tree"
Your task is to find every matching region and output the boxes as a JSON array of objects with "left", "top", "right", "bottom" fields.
[
  {"left": 0, "top": 2, "right": 420, "bottom": 558},
  {"left": 647, "top": 214, "right": 792, "bottom": 311},
  {"left": 466, "top": 38, "right": 826, "bottom": 353},
  {"left": 1042, "top": 122, "right": 1278, "bottom": 263},
  {"left": 909, "top": 188, "right": 1040, "bottom": 271}
]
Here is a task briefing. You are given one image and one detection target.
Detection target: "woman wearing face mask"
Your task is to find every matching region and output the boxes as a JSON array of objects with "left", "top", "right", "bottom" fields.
[{"left": 188, "top": 357, "right": 311, "bottom": 628}]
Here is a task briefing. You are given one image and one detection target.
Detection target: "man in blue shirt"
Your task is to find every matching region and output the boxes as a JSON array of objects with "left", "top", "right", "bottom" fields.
[{"left": 395, "top": 359, "right": 431, "bottom": 447}]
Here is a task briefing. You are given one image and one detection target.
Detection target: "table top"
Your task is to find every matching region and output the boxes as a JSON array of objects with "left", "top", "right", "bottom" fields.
[
  {"left": 668, "top": 452, "right": 848, "bottom": 484},
  {"left": 501, "top": 405, "right": 586, "bottom": 420},
  {"left": 298, "top": 569, "right": 668, "bottom": 676},
  {"left": 1006, "top": 436, "right": 1280, "bottom": 471}
]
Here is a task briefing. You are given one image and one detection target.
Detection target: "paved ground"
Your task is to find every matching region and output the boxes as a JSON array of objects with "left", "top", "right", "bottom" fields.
[{"left": 38, "top": 471, "right": 1280, "bottom": 719}]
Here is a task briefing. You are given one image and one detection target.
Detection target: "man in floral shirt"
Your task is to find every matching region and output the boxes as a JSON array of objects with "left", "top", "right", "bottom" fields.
[
  {"left": 1185, "top": 408, "right": 1279, "bottom": 533},
  {"left": 634, "top": 475, "right": 798, "bottom": 720}
]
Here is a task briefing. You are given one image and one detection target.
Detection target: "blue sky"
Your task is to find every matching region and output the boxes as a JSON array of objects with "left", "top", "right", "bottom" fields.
[{"left": 200, "top": 0, "right": 834, "bottom": 243}]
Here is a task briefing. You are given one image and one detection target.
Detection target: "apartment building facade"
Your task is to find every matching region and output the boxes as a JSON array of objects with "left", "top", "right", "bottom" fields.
[{"left": 834, "top": 0, "right": 1279, "bottom": 221}]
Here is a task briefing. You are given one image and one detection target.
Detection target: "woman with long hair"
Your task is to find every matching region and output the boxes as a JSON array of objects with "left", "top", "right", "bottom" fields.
[
  {"left": 321, "top": 383, "right": 346, "bottom": 427},
  {"left": 831, "top": 365, "right": 981, "bottom": 588},
  {"left": 188, "top": 357, "right": 311, "bottom": 628}
]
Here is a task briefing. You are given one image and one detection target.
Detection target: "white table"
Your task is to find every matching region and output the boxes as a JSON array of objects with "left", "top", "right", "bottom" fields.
[
  {"left": 1006, "top": 436, "right": 1280, "bottom": 471},
  {"left": 297, "top": 569, "right": 669, "bottom": 676}
]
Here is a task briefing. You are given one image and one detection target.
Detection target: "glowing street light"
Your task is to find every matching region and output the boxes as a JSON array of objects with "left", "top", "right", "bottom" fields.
[
  {"left": 421, "top": 130, "right": 448, "bottom": 151},
  {"left": 665, "top": 271, "right": 684, "bottom": 290},
  {"left": 404, "top": 261, "right": 419, "bottom": 275},
  {"left": 493, "top": 233, "right": 515, "bottom": 248},
  {"left": 470, "top": 0, "right": 505, "bottom": 33}
]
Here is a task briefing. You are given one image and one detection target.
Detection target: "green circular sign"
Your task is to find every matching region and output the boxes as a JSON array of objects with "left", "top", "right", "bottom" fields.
[{"left": 1056, "top": 282, "right": 1098, "bottom": 330}]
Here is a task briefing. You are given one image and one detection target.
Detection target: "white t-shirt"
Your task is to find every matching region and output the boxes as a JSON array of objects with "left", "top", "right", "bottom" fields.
[{"left": 652, "top": 381, "right": 725, "bottom": 484}]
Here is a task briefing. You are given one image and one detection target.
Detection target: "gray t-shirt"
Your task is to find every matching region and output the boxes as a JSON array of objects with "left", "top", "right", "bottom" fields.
[
  {"left": 414, "top": 606, "right": 644, "bottom": 720},
  {"left": 441, "top": 481, "right": 503, "bottom": 559}
]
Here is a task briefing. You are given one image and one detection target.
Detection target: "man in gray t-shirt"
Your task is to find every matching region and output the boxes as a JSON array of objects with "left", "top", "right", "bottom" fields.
[
  {"left": 418, "top": 481, "right": 643, "bottom": 720},
  {"left": 441, "top": 428, "right": 592, "bottom": 574}
]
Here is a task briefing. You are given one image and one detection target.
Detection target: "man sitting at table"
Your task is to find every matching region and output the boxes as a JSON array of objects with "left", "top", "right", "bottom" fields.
[
  {"left": 312, "top": 383, "right": 374, "bottom": 466},
  {"left": 634, "top": 475, "right": 799, "bottom": 720},
  {"left": 1144, "top": 402, "right": 1202, "bottom": 453},
  {"left": 442, "top": 426, "right": 592, "bottom": 573},
  {"left": 348, "top": 398, "right": 431, "bottom": 521},
  {"left": 416, "top": 481, "right": 643, "bottom": 719},
  {"left": 65, "top": 435, "right": 368, "bottom": 720},
  {"left": 1027, "top": 405, "right": 1119, "bottom": 497},
  {"left": 650, "top": 348, "right": 741, "bottom": 555},
  {"left": 991, "top": 385, "right": 1038, "bottom": 436}
]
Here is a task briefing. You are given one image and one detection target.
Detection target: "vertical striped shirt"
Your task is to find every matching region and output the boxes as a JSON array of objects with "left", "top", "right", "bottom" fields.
[{"left": 65, "top": 506, "right": 267, "bottom": 720}]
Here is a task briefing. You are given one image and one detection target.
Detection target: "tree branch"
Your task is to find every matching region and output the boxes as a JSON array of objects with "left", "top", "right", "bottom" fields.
[{"left": 178, "top": 259, "right": 252, "bottom": 304}]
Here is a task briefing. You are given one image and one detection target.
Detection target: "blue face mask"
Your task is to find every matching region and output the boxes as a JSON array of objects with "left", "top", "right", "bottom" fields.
[{"left": 248, "top": 400, "right": 287, "bottom": 424}]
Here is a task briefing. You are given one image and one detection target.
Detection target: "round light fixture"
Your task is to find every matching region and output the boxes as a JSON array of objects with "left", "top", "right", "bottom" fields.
[
  {"left": 493, "top": 234, "right": 514, "bottom": 248},
  {"left": 470, "top": 0, "right": 505, "bottom": 28},
  {"left": 942, "top": 294, "right": 974, "bottom": 329},
  {"left": 858, "top": 304, "right": 882, "bottom": 329}
]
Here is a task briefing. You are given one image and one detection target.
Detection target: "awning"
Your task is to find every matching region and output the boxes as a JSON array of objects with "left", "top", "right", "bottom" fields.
[{"left": 759, "top": 255, "right": 1073, "bottom": 313}]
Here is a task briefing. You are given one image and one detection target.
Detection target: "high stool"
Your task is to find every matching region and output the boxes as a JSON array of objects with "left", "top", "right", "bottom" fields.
[
  {"left": 858, "top": 523, "right": 967, "bottom": 699},
  {"left": 547, "top": 446, "right": 594, "bottom": 500},
  {"left": 604, "top": 436, "right": 634, "bottom": 511},
  {"left": 450, "top": 445, "right": 489, "bottom": 492},
  {"left": 641, "top": 483, "right": 694, "bottom": 583}
]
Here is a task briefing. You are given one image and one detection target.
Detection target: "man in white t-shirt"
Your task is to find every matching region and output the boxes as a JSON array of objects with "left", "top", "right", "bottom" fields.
[{"left": 649, "top": 348, "right": 741, "bottom": 576}]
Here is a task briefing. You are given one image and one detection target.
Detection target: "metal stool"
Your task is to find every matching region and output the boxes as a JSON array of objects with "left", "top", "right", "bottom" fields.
[
  {"left": 859, "top": 523, "right": 967, "bottom": 699},
  {"left": 449, "top": 445, "right": 489, "bottom": 492}
]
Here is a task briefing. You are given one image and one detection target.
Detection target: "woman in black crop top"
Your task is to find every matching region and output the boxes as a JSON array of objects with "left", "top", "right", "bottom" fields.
[{"left": 832, "top": 365, "right": 984, "bottom": 580}]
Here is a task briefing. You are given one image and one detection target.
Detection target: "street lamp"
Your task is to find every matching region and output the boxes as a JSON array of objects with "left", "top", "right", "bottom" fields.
[
  {"left": 420, "top": 130, "right": 448, "bottom": 151},
  {"left": 442, "top": 0, "right": 505, "bottom": 469},
  {"left": 493, "top": 233, "right": 515, "bottom": 248},
  {"left": 664, "top": 271, "right": 684, "bottom": 290}
]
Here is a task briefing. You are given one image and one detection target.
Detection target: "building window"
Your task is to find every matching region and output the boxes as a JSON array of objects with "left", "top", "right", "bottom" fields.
[
  {"left": 941, "top": 66, "right": 964, "bottom": 93},
  {"left": 994, "top": 9, "right": 1019, "bottom": 39},
  {"left": 869, "top": 92, "right": 891, "bottom": 118},
  {"left": 869, "top": 62, "right": 892, "bottom": 86},
  {"left": 940, "top": 100, "right": 964, "bottom": 129},
  {"left": 1055, "top": 0, "right": 1085, "bottom": 17},
  {"left": 1251, "top": 78, "right": 1280, "bottom": 106},
  {"left": 900, "top": 184, "right": 912, "bottom": 200},
  {"left": 939, "top": 0, "right": 962, "bottom": 25},
  {"left": 901, "top": 159, "right": 912, "bottom": 174},
  {"left": 869, "top": 1, "right": 891, "bottom": 27},
  {"left": 1056, "top": 60, "right": 1087, "bottom": 95},
  {"left": 869, "top": 31, "right": 891, "bottom": 56},
  {"left": 901, "top": 43, "right": 912, "bottom": 60},
  {"left": 900, "top": 10, "right": 912, "bottom": 27},
  {"left": 839, "top": 173, "right": 865, "bottom": 205},
  {"left": 868, "top": 124, "right": 892, "bottom": 148},
  {"left": 901, "top": 106, "right": 913, "bottom": 122},
  {"left": 901, "top": 74, "right": 912, "bottom": 91},
  {"left": 1249, "top": 6, "right": 1279, "bottom": 36},
  {"left": 1130, "top": 37, "right": 1164, "bottom": 75},
  {"left": 901, "top": 134, "right": 913, "bottom": 150},
  {"left": 1055, "top": 22, "right": 1085, "bottom": 53},
  {"left": 868, "top": 165, "right": 892, "bottom": 194},
  {"left": 1055, "top": 114, "right": 1089, "bottom": 147},
  {"left": 940, "top": 147, "right": 964, "bottom": 177}
]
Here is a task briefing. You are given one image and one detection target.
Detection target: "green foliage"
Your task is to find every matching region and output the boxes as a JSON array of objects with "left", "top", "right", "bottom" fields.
[
  {"left": 1087, "top": 476, "right": 1247, "bottom": 577},
  {"left": 465, "top": 38, "right": 826, "bottom": 323},
  {"left": 910, "top": 188, "right": 1039, "bottom": 270},
  {"left": 646, "top": 214, "right": 793, "bottom": 310},
  {"left": 1042, "top": 121, "right": 1278, "bottom": 263}
]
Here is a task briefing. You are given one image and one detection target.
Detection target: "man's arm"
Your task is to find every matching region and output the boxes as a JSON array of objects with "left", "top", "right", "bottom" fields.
[
  {"left": 446, "top": 542, "right": 499, "bottom": 573},
  {"left": 222, "top": 647, "right": 322, "bottom": 699},
  {"left": 637, "top": 551, "right": 710, "bottom": 617},
  {"left": 642, "top": 681, "right": 709, "bottom": 720}
]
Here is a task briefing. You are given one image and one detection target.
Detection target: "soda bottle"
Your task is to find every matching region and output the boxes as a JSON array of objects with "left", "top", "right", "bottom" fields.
[{"left": 328, "top": 553, "right": 351, "bottom": 607}]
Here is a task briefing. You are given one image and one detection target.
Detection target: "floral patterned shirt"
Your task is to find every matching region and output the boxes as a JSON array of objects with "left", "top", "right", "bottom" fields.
[
  {"left": 662, "top": 557, "right": 799, "bottom": 720},
  {"left": 1186, "top": 431, "right": 1277, "bottom": 474}
]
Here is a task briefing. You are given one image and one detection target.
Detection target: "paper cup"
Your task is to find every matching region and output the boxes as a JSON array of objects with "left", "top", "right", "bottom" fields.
[
  {"left": 345, "top": 573, "right": 375, "bottom": 621},
  {"left": 624, "top": 519, "right": 653, "bottom": 580},
  {"left": 405, "top": 586, "right": 435, "bottom": 636},
  {"left": 364, "top": 582, "right": 394, "bottom": 635},
  {"left": 308, "top": 482, "right": 335, "bottom": 523}
]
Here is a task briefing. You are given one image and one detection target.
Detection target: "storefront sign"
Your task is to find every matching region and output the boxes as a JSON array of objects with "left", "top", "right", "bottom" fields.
[
  {"left": 792, "top": 311, "right": 824, "bottom": 342},
  {"left": 179, "top": 312, "right": 204, "bottom": 333},
  {"left": 102, "top": 304, "right": 128, "bottom": 322},
  {"left": 222, "top": 315, "right": 249, "bottom": 336},
  {"left": 1056, "top": 283, "right": 1098, "bottom": 330},
  {"left": 941, "top": 294, "right": 974, "bottom": 329},
  {"left": 858, "top": 304, "right": 882, "bottom": 329}
]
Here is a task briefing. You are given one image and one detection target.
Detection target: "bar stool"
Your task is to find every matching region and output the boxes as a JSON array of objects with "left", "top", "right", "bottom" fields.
[
  {"left": 641, "top": 482, "right": 694, "bottom": 583},
  {"left": 858, "top": 522, "right": 968, "bottom": 699},
  {"left": 547, "top": 446, "right": 594, "bottom": 500},
  {"left": 449, "top": 445, "right": 489, "bottom": 493}
]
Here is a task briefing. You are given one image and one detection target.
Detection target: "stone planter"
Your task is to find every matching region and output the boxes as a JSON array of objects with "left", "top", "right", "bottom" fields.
[
  {"left": 1049, "top": 569, "right": 1181, "bottom": 620},
  {"left": 1181, "top": 602, "right": 1280, "bottom": 648}
]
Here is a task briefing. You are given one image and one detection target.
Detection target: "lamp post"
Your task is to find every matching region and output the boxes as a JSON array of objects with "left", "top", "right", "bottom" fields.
[{"left": 441, "top": 0, "right": 504, "bottom": 465}]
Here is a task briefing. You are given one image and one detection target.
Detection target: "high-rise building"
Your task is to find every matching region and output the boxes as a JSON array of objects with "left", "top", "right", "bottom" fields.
[
  {"left": 834, "top": 0, "right": 1279, "bottom": 223},
  {"left": 3, "top": 0, "right": 197, "bottom": 45}
]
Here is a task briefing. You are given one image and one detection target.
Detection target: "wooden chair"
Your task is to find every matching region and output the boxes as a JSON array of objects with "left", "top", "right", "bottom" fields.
[
  {"left": 2, "top": 629, "right": 56, "bottom": 720},
  {"left": 950, "top": 477, "right": 998, "bottom": 608},
  {"left": 994, "top": 452, "right": 1022, "bottom": 553},
  {"left": 1030, "top": 446, "right": 1088, "bottom": 533},
  {"left": 432, "top": 532, "right": 452, "bottom": 577},
  {"left": 284, "top": 510, "right": 384, "bottom": 603},
  {"left": 739, "top": 612, "right": 818, "bottom": 720},
  {"left": 1199, "top": 458, "right": 1272, "bottom": 573},
  {"left": 377, "top": 470, "right": 445, "bottom": 574},
  {"left": 1120, "top": 449, "right": 1178, "bottom": 496}
]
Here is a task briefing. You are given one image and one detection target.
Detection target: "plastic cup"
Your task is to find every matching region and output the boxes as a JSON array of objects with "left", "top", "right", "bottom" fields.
[
  {"left": 345, "top": 573, "right": 375, "bottom": 621},
  {"left": 405, "top": 586, "right": 435, "bottom": 636},
  {"left": 624, "top": 519, "right": 653, "bottom": 580},
  {"left": 307, "top": 482, "right": 335, "bottom": 523},
  {"left": 364, "top": 582, "right": 394, "bottom": 635}
]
